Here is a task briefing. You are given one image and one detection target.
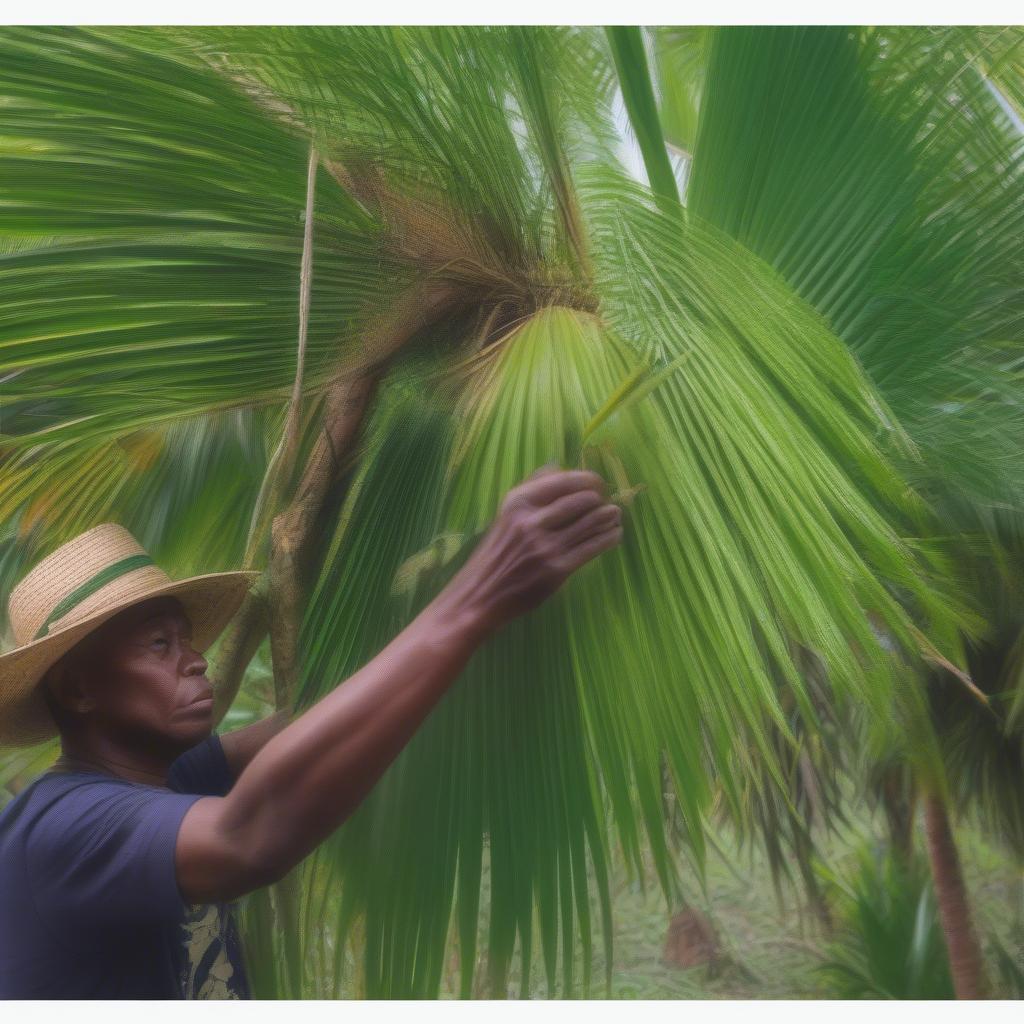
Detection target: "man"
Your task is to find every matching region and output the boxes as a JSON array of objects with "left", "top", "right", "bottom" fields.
[{"left": 0, "top": 464, "right": 623, "bottom": 998}]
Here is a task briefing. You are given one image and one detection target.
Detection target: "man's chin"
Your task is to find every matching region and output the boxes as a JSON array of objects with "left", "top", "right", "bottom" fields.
[{"left": 167, "top": 717, "right": 214, "bottom": 750}]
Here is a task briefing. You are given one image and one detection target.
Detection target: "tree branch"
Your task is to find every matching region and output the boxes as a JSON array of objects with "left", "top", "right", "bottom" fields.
[{"left": 267, "top": 278, "right": 467, "bottom": 711}]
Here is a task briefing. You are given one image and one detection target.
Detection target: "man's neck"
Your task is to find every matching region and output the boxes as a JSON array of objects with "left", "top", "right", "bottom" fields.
[{"left": 54, "top": 734, "right": 180, "bottom": 788}]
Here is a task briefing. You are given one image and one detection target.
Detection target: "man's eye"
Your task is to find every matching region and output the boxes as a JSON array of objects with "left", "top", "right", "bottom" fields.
[{"left": 151, "top": 637, "right": 169, "bottom": 647}]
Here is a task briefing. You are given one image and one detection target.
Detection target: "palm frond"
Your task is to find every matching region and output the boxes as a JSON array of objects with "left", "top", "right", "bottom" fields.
[
  {"left": 604, "top": 27, "right": 680, "bottom": 212},
  {"left": 0, "top": 27, "right": 380, "bottom": 454},
  {"left": 287, "top": 162, "right": 977, "bottom": 993},
  {"left": 683, "top": 26, "right": 1024, "bottom": 525},
  {"left": 652, "top": 26, "right": 710, "bottom": 158}
]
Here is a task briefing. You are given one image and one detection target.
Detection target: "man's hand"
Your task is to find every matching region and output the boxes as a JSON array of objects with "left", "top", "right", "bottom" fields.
[{"left": 435, "top": 464, "right": 624, "bottom": 637}]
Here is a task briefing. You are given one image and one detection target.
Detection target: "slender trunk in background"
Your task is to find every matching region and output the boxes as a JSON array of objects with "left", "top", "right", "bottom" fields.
[
  {"left": 923, "top": 792, "right": 988, "bottom": 999},
  {"left": 243, "top": 146, "right": 319, "bottom": 570},
  {"left": 880, "top": 766, "right": 917, "bottom": 868},
  {"left": 211, "top": 586, "right": 269, "bottom": 727}
]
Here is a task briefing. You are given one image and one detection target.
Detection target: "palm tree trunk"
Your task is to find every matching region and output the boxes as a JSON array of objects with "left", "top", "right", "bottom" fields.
[{"left": 923, "top": 791, "right": 987, "bottom": 999}]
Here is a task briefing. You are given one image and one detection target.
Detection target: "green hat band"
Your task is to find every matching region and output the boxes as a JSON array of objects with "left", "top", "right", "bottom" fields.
[{"left": 34, "top": 554, "right": 156, "bottom": 641}]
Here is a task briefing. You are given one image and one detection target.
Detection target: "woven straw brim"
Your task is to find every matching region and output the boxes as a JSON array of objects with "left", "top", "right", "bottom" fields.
[{"left": 0, "top": 569, "right": 261, "bottom": 748}]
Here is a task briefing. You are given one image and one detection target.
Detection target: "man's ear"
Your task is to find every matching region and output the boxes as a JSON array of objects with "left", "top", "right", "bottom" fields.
[{"left": 44, "top": 655, "right": 95, "bottom": 717}]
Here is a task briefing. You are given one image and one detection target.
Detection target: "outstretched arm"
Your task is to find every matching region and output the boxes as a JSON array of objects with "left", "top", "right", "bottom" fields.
[{"left": 176, "top": 466, "right": 623, "bottom": 903}]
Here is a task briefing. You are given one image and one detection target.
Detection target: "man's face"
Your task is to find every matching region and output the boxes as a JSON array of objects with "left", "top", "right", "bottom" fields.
[{"left": 69, "top": 595, "right": 213, "bottom": 752}]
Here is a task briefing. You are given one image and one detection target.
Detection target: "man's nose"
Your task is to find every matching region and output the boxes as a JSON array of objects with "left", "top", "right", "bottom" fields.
[{"left": 183, "top": 650, "right": 208, "bottom": 676}]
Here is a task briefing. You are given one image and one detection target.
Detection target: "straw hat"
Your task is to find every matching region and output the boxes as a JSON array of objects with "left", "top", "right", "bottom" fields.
[{"left": 0, "top": 523, "right": 261, "bottom": 747}]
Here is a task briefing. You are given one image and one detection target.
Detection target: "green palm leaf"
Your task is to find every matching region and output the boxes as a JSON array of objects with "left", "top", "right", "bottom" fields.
[
  {"left": 652, "top": 26, "right": 710, "bottom": 159},
  {"left": 684, "top": 26, "right": 1024, "bottom": 522},
  {"left": 0, "top": 27, "right": 380, "bottom": 455},
  {"left": 289, "top": 154, "right": 972, "bottom": 993},
  {"left": 604, "top": 27, "right": 680, "bottom": 212}
]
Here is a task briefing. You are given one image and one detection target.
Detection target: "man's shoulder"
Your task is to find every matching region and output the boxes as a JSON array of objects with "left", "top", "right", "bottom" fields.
[
  {"left": 1, "top": 771, "right": 127, "bottom": 838},
  {"left": 6, "top": 768, "right": 141, "bottom": 807},
  {"left": 0, "top": 770, "right": 179, "bottom": 860}
]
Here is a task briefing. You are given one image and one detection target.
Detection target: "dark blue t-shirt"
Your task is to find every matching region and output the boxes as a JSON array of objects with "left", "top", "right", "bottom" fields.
[{"left": 0, "top": 734, "right": 251, "bottom": 999}]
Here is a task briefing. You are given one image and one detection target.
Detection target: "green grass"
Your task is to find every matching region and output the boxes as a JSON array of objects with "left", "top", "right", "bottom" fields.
[
  {"left": 427, "top": 797, "right": 1022, "bottom": 1000},
  {"left": 596, "top": 814, "right": 1020, "bottom": 1000}
]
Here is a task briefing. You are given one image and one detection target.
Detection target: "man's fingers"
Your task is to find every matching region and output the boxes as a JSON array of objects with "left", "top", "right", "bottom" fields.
[
  {"left": 501, "top": 462, "right": 563, "bottom": 512},
  {"left": 521, "top": 468, "right": 608, "bottom": 507},
  {"left": 558, "top": 502, "right": 622, "bottom": 547},
  {"left": 560, "top": 524, "right": 624, "bottom": 574},
  {"left": 535, "top": 488, "right": 605, "bottom": 530}
]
